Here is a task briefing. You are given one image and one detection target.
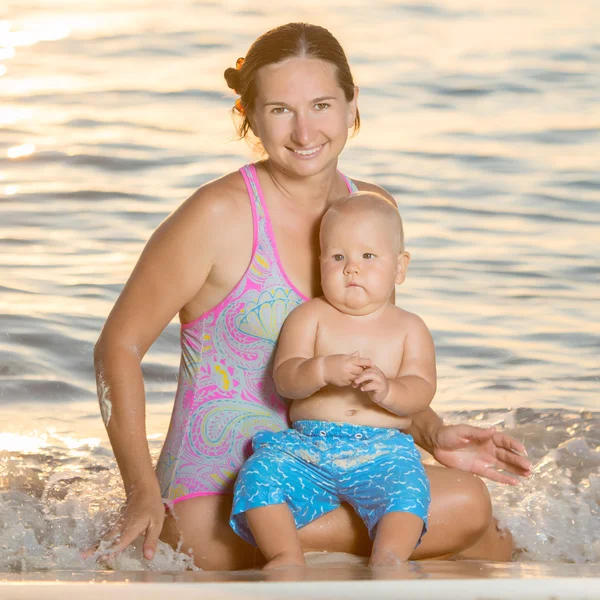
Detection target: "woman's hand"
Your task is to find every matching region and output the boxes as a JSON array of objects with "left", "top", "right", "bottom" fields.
[
  {"left": 431, "top": 424, "right": 531, "bottom": 485},
  {"left": 85, "top": 482, "right": 165, "bottom": 562}
]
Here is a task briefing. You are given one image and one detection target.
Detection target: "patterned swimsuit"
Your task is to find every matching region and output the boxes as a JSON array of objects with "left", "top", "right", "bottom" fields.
[{"left": 155, "top": 164, "right": 357, "bottom": 503}]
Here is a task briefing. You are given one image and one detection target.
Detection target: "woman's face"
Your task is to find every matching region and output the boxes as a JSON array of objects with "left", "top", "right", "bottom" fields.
[{"left": 250, "top": 57, "right": 357, "bottom": 177}]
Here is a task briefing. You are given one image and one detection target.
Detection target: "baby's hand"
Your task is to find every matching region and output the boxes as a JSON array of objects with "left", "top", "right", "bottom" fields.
[
  {"left": 352, "top": 366, "right": 390, "bottom": 405},
  {"left": 323, "top": 352, "right": 372, "bottom": 387}
]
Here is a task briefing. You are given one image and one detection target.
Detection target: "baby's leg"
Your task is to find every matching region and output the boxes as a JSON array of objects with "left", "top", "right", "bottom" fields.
[
  {"left": 246, "top": 503, "right": 305, "bottom": 569},
  {"left": 230, "top": 428, "right": 335, "bottom": 571},
  {"left": 369, "top": 512, "right": 424, "bottom": 566}
]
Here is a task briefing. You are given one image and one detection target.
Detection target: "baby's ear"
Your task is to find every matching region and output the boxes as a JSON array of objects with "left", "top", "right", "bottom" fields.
[{"left": 395, "top": 251, "right": 410, "bottom": 285}]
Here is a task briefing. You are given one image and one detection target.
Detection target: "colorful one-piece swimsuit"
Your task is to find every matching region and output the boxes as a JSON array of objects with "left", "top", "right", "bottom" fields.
[{"left": 155, "top": 163, "right": 357, "bottom": 503}]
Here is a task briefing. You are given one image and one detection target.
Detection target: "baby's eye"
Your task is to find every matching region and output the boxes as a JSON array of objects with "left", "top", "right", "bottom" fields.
[
  {"left": 363, "top": 253, "right": 374, "bottom": 259},
  {"left": 271, "top": 107, "right": 288, "bottom": 114},
  {"left": 315, "top": 102, "right": 330, "bottom": 110},
  {"left": 333, "top": 254, "right": 344, "bottom": 261}
]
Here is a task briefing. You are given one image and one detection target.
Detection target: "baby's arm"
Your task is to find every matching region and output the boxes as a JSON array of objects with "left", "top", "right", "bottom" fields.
[
  {"left": 273, "top": 303, "right": 326, "bottom": 400},
  {"left": 274, "top": 302, "right": 371, "bottom": 400},
  {"left": 353, "top": 313, "right": 436, "bottom": 416}
]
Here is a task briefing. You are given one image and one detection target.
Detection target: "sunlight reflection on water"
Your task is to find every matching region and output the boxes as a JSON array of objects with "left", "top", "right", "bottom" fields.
[{"left": 0, "top": 0, "right": 598, "bottom": 569}]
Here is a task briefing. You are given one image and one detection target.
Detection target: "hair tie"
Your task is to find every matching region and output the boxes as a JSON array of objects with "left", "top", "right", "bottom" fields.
[{"left": 236, "top": 57, "right": 245, "bottom": 70}]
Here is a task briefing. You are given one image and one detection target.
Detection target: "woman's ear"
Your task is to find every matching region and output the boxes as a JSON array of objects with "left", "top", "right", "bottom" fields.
[
  {"left": 247, "top": 113, "right": 258, "bottom": 137},
  {"left": 395, "top": 251, "right": 411, "bottom": 285},
  {"left": 347, "top": 86, "right": 359, "bottom": 128}
]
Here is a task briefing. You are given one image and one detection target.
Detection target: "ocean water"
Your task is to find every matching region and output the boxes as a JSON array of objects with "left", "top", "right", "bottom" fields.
[{"left": 0, "top": 0, "right": 599, "bottom": 572}]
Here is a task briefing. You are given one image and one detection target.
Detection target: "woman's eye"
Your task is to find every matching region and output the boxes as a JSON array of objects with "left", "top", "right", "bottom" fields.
[
  {"left": 271, "top": 107, "right": 288, "bottom": 114},
  {"left": 333, "top": 254, "right": 344, "bottom": 261},
  {"left": 315, "top": 102, "right": 330, "bottom": 110},
  {"left": 363, "top": 253, "right": 374, "bottom": 259}
]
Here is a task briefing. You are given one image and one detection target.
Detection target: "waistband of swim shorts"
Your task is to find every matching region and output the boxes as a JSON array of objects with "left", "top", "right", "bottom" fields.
[{"left": 292, "top": 420, "right": 405, "bottom": 440}]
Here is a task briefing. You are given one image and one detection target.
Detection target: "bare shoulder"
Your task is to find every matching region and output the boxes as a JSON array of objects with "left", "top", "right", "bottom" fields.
[
  {"left": 172, "top": 169, "right": 247, "bottom": 223},
  {"left": 285, "top": 296, "right": 330, "bottom": 323},
  {"left": 350, "top": 179, "right": 397, "bottom": 204},
  {"left": 389, "top": 305, "right": 432, "bottom": 335},
  {"left": 148, "top": 169, "right": 250, "bottom": 256}
]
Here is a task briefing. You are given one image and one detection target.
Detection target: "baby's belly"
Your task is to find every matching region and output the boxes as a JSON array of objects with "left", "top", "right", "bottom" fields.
[{"left": 289, "top": 386, "right": 412, "bottom": 430}]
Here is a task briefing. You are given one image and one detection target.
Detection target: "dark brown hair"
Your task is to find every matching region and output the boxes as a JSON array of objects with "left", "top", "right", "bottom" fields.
[{"left": 223, "top": 22, "right": 360, "bottom": 140}]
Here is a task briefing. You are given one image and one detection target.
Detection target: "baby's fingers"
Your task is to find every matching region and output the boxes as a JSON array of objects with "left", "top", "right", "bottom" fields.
[
  {"left": 359, "top": 381, "right": 380, "bottom": 392},
  {"left": 354, "top": 372, "right": 381, "bottom": 392},
  {"left": 352, "top": 374, "right": 366, "bottom": 386},
  {"left": 351, "top": 357, "right": 372, "bottom": 369},
  {"left": 353, "top": 368, "right": 379, "bottom": 385},
  {"left": 350, "top": 364, "right": 367, "bottom": 376}
]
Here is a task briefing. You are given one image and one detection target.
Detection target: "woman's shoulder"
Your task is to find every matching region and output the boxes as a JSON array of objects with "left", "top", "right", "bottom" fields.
[
  {"left": 153, "top": 167, "right": 252, "bottom": 248},
  {"left": 181, "top": 167, "right": 249, "bottom": 216},
  {"left": 349, "top": 179, "right": 397, "bottom": 204}
]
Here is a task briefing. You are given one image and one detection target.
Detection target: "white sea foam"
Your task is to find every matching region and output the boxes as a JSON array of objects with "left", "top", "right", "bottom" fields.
[
  {"left": 97, "top": 373, "right": 112, "bottom": 428},
  {"left": 0, "top": 409, "right": 597, "bottom": 571}
]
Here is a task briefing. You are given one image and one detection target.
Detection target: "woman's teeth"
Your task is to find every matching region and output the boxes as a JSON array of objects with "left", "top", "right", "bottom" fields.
[{"left": 293, "top": 145, "right": 322, "bottom": 156}]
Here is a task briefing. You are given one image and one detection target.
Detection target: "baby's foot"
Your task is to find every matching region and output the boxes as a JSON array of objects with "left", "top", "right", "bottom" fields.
[
  {"left": 369, "top": 549, "right": 406, "bottom": 567},
  {"left": 263, "top": 552, "right": 306, "bottom": 570}
]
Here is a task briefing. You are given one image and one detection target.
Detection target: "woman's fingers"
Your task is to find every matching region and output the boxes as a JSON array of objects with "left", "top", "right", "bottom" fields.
[
  {"left": 80, "top": 545, "right": 98, "bottom": 559},
  {"left": 477, "top": 464, "right": 520, "bottom": 486},
  {"left": 93, "top": 518, "right": 148, "bottom": 562},
  {"left": 490, "top": 433, "right": 531, "bottom": 475},
  {"left": 492, "top": 432, "right": 528, "bottom": 455},
  {"left": 142, "top": 521, "right": 162, "bottom": 560},
  {"left": 494, "top": 449, "right": 532, "bottom": 475},
  {"left": 102, "top": 530, "right": 133, "bottom": 557}
]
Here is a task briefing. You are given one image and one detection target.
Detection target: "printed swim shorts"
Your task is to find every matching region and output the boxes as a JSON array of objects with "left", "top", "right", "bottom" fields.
[{"left": 230, "top": 420, "right": 430, "bottom": 546}]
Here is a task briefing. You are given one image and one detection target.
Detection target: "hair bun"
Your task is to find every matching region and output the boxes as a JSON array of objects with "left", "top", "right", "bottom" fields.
[{"left": 224, "top": 67, "right": 241, "bottom": 94}]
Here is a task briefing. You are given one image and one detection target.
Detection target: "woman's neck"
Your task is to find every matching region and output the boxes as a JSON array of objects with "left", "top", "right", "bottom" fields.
[{"left": 260, "top": 158, "right": 343, "bottom": 213}]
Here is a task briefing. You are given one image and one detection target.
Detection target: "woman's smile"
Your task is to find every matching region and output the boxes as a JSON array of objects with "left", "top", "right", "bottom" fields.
[{"left": 288, "top": 143, "right": 326, "bottom": 158}]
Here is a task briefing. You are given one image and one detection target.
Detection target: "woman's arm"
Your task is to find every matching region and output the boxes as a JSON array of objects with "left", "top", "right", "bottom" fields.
[
  {"left": 93, "top": 180, "right": 239, "bottom": 559},
  {"left": 404, "top": 407, "right": 443, "bottom": 454}
]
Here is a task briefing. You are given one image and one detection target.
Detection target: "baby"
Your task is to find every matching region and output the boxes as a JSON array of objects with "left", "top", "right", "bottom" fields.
[{"left": 230, "top": 192, "right": 436, "bottom": 569}]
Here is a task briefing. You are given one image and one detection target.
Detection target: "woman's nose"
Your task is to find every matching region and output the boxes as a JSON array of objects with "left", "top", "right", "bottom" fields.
[{"left": 292, "top": 113, "right": 314, "bottom": 146}]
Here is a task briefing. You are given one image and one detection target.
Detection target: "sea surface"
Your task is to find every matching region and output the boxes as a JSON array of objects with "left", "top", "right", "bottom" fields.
[{"left": 0, "top": 0, "right": 598, "bottom": 571}]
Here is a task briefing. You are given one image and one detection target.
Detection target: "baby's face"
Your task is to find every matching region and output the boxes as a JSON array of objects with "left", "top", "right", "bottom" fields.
[{"left": 320, "top": 211, "right": 403, "bottom": 316}]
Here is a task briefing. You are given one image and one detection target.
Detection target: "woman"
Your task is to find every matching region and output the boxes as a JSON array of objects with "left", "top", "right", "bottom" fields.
[{"left": 93, "top": 22, "right": 530, "bottom": 570}]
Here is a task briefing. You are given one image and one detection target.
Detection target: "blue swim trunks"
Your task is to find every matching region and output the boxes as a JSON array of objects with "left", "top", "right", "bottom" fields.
[{"left": 230, "top": 420, "right": 430, "bottom": 546}]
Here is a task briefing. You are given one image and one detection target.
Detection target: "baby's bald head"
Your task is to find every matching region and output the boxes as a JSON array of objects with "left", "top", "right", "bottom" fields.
[{"left": 320, "top": 191, "right": 404, "bottom": 253}]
